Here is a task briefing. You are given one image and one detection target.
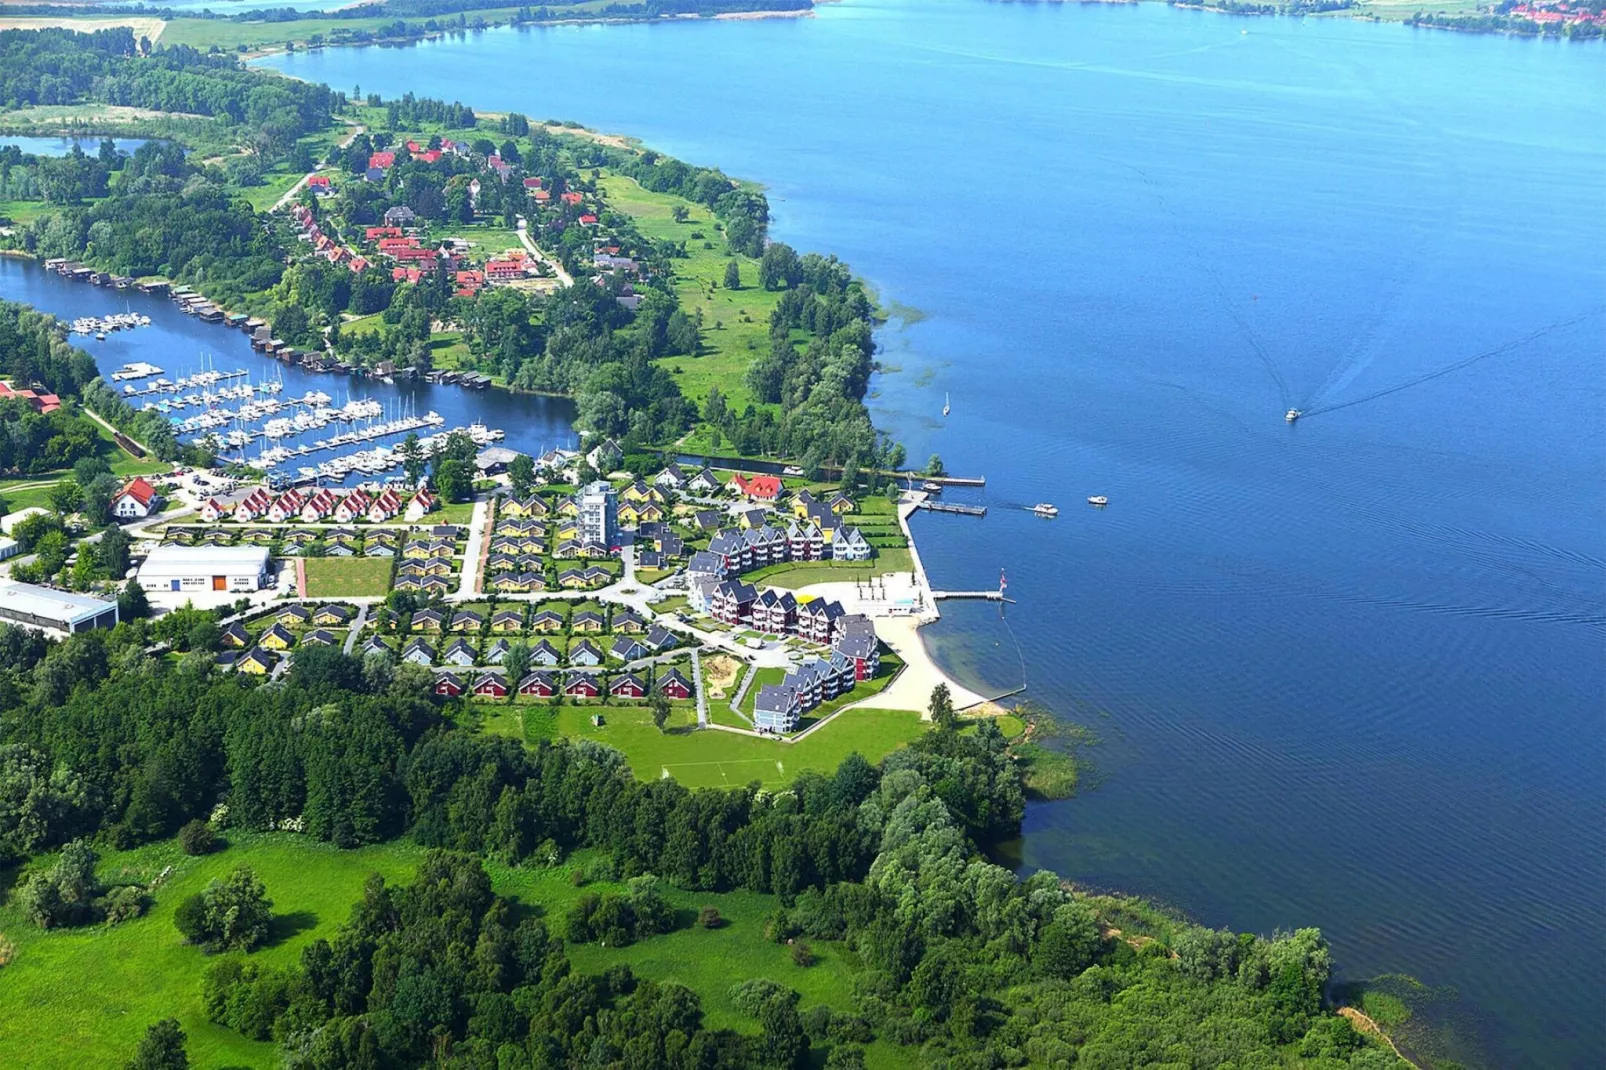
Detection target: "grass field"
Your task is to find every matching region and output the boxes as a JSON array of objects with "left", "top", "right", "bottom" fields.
[
  {"left": 300, "top": 556, "right": 391, "bottom": 597},
  {"left": 600, "top": 173, "right": 782, "bottom": 418},
  {"left": 0, "top": 833, "right": 425, "bottom": 1069},
  {"left": 0, "top": 417, "right": 168, "bottom": 514},
  {"left": 742, "top": 549, "right": 915, "bottom": 589},
  {"left": 496, "top": 702, "right": 926, "bottom": 790},
  {"left": 0, "top": 830, "right": 924, "bottom": 1069}
]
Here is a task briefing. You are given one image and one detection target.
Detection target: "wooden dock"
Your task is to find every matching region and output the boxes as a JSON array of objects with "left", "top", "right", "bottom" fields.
[
  {"left": 914, "top": 500, "right": 986, "bottom": 517},
  {"left": 932, "top": 590, "right": 1012, "bottom": 603}
]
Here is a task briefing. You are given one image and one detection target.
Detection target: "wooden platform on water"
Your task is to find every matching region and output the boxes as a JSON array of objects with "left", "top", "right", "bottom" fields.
[{"left": 914, "top": 500, "right": 987, "bottom": 517}]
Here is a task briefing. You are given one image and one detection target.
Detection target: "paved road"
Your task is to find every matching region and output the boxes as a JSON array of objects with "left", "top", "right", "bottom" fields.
[
  {"left": 692, "top": 648, "right": 708, "bottom": 726},
  {"left": 342, "top": 604, "right": 369, "bottom": 654},
  {"left": 515, "top": 217, "right": 574, "bottom": 287},
  {"left": 456, "top": 497, "right": 490, "bottom": 598},
  {"left": 273, "top": 123, "right": 364, "bottom": 214}
]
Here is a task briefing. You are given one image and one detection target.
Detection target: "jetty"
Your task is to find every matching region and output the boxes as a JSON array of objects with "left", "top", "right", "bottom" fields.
[
  {"left": 914, "top": 500, "right": 987, "bottom": 517},
  {"left": 932, "top": 589, "right": 1012, "bottom": 603}
]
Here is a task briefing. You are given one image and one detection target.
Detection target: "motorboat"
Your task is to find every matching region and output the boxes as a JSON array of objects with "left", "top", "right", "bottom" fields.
[
  {"left": 943, "top": 391, "right": 951, "bottom": 417},
  {"left": 1032, "top": 503, "right": 1059, "bottom": 517},
  {"left": 1285, "top": 409, "right": 1301, "bottom": 422},
  {"left": 1087, "top": 496, "right": 1108, "bottom": 507},
  {"left": 782, "top": 465, "right": 804, "bottom": 477}
]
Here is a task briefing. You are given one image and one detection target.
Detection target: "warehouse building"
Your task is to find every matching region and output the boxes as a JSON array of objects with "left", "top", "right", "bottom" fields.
[
  {"left": 0, "top": 582, "right": 119, "bottom": 634},
  {"left": 138, "top": 545, "right": 272, "bottom": 593}
]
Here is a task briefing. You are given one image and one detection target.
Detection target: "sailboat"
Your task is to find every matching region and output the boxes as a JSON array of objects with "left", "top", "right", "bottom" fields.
[{"left": 942, "top": 392, "right": 950, "bottom": 417}]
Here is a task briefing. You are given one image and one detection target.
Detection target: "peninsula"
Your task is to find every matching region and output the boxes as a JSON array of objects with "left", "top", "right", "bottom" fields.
[{"left": 0, "top": 24, "right": 1412, "bottom": 1070}]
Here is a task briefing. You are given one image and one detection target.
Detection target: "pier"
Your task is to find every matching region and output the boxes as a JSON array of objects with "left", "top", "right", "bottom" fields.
[
  {"left": 914, "top": 500, "right": 987, "bottom": 517},
  {"left": 932, "top": 589, "right": 1013, "bottom": 603}
]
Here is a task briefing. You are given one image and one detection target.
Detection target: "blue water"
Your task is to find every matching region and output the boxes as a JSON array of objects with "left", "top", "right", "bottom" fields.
[
  {"left": 223, "top": 5, "right": 1606, "bottom": 1064},
  {"left": 0, "top": 136, "right": 152, "bottom": 157},
  {"left": 0, "top": 258, "right": 579, "bottom": 466}
]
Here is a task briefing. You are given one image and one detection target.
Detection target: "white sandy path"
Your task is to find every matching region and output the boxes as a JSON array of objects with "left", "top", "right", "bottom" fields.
[{"left": 0, "top": 16, "right": 165, "bottom": 40}]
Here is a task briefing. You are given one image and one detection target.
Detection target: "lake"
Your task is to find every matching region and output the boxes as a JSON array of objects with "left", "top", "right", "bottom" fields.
[
  {"left": 0, "top": 136, "right": 153, "bottom": 157},
  {"left": 111, "top": 2, "right": 1606, "bottom": 1064}
]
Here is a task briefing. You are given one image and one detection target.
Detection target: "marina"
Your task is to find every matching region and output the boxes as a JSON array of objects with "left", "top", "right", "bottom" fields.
[{"left": 1, "top": 256, "right": 576, "bottom": 490}]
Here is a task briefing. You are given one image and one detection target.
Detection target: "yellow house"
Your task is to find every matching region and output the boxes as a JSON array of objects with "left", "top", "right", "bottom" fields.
[
  {"left": 236, "top": 650, "right": 274, "bottom": 675},
  {"left": 529, "top": 610, "right": 565, "bottom": 632},
  {"left": 620, "top": 481, "right": 663, "bottom": 504},
  {"left": 555, "top": 521, "right": 580, "bottom": 541},
  {"left": 558, "top": 499, "right": 579, "bottom": 518},
  {"left": 490, "top": 612, "right": 524, "bottom": 633},
  {"left": 828, "top": 492, "right": 856, "bottom": 514},
  {"left": 258, "top": 624, "right": 295, "bottom": 651}
]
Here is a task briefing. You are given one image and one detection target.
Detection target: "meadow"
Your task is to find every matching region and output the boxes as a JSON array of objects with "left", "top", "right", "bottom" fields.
[{"left": 0, "top": 830, "right": 919, "bottom": 1068}]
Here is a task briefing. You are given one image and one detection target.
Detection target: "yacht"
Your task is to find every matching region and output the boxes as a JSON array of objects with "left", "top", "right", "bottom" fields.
[
  {"left": 1285, "top": 409, "right": 1301, "bottom": 423},
  {"left": 1032, "top": 503, "right": 1059, "bottom": 518},
  {"left": 943, "top": 392, "right": 951, "bottom": 417},
  {"left": 782, "top": 465, "right": 804, "bottom": 477},
  {"left": 1087, "top": 496, "right": 1108, "bottom": 507}
]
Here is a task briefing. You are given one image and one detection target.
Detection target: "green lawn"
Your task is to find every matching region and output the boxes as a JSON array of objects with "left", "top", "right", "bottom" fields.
[
  {"left": 0, "top": 830, "right": 918, "bottom": 1069},
  {"left": 742, "top": 549, "right": 915, "bottom": 589},
  {"left": 0, "top": 833, "right": 425, "bottom": 1070},
  {"left": 0, "top": 417, "right": 167, "bottom": 513},
  {"left": 600, "top": 173, "right": 782, "bottom": 418},
  {"left": 529, "top": 702, "right": 927, "bottom": 790},
  {"left": 301, "top": 556, "right": 391, "bottom": 597}
]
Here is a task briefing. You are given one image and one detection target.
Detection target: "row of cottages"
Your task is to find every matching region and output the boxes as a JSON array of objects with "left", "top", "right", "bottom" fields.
[
  {"left": 711, "top": 581, "right": 874, "bottom": 645},
  {"left": 111, "top": 477, "right": 162, "bottom": 520},
  {"left": 289, "top": 203, "right": 368, "bottom": 275},
  {"left": 432, "top": 666, "right": 692, "bottom": 700},
  {"left": 791, "top": 488, "right": 856, "bottom": 517},
  {"left": 700, "top": 521, "right": 874, "bottom": 578},
  {"left": 399, "top": 627, "right": 675, "bottom": 670},
  {"left": 225, "top": 485, "right": 431, "bottom": 525},
  {"left": 498, "top": 494, "right": 552, "bottom": 519},
  {"left": 752, "top": 628, "right": 881, "bottom": 733}
]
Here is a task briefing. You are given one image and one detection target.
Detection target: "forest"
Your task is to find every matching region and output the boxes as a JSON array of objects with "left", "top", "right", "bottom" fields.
[{"left": 0, "top": 626, "right": 1403, "bottom": 1069}]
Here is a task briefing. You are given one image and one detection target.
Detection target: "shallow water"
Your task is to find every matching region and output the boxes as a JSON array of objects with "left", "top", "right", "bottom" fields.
[
  {"left": 146, "top": 5, "right": 1606, "bottom": 1063},
  {"left": 0, "top": 136, "right": 152, "bottom": 157}
]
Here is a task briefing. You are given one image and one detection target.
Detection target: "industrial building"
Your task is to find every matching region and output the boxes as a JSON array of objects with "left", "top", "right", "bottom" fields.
[
  {"left": 0, "top": 582, "right": 119, "bottom": 633},
  {"left": 138, "top": 545, "right": 272, "bottom": 593}
]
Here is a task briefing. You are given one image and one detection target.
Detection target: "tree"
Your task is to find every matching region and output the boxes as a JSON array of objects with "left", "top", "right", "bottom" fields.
[
  {"left": 17, "top": 838, "right": 101, "bottom": 928},
  {"left": 928, "top": 684, "right": 956, "bottom": 732},
  {"left": 650, "top": 692, "right": 672, "bottom": 734},
  {"left": 125, "top": 1018, "right": 188, "bottom": 1070},
  {"left": 174, "top": 866, "right": 273, "bottom": 952},
  {"left": 503, "top": 641, "right": 531, "bottom": 693},
  {"left": 399, "top": 432, "right": 426, "bottom": 485},
  {"left": 48, "top": 479, "right": 83, "bottom": 517},
  {"left": 433, "top": 458, "right": 470, "bottom": 503},
  {"left": 672, "top": 205, "right": 690, "bottom": 223},
  {"left": 97, "top": 524, "right": 131, "bottom": 577},
  {"left": 178, "top": 819, "right": 216, "bottom": 856},
  {"left": 925, "top": 454, "right": 946, "bottom": 477},
  {"left": 118, "top": 578, "right": 150, "bottom": 621},
  {"left": 759, "top": 242, "right": 802, "bottom": 291},
  {"left": 508, "top": 453, "right": 536, "bottom": 498},
  {"left": 723, "top": 260, "right": 742, "bottom": 290}
]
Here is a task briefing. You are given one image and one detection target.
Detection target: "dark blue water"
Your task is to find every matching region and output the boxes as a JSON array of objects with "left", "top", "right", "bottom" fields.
[
  {"left": 0, "top": 257, "right": 578, "bottom": 466},
  {"left": 185, "top": 4, "right": 1606, "bottom": 1064},
  {"left": 0, "top": 136, "right": 152, "bottom": 157}
]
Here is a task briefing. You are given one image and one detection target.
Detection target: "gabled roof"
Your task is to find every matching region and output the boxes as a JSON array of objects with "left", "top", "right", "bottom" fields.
[{"left": 117, "top": 476, "right": 158, "bottom": 506}]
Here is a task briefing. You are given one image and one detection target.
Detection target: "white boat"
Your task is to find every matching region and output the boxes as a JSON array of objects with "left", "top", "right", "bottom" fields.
[
  {"left": 1285, "top": 409, "right": 1301, "bottom": 422},
  {"left": 943, "top": 392, "right": 950, "bottom": 417},
  {"left": 1032, "top": 503, "right": 1059, "bottom": 517},
  {"left": 1087, "top": 496, "right": 1108, "bottom": 507},
  {"left": 782, "top": 465, "right": 803, "bottom": 477}
]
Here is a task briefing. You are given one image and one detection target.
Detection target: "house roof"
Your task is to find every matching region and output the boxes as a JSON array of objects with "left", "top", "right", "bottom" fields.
[{"left": 117, "top": 477, "right": 158, "bottom": 506}]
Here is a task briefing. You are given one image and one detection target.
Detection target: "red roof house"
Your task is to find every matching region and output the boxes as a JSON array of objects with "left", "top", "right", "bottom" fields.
[
  {"left": 306, "top": 174, "right": 330, "bottom": 189},
  {"left": 368, "top": 151, "right": 396, "bottom": 170},
  {"left": 484, "top": 259, "right": 524, "bottom": 280},
  {"left": 112, "top": 476, "right": 160, "bottom": 519},
  {"left": 366, "top": 226, "right": 403, "bottom": 240},
  {"left": 523, "top": 176, "right": 544, "bottom": 189},
  {"left": 560, "top": 191, "right": 583, "bottom": 206},
  {"left": 578, "top": 214, "right": 598, "bottom": 226},
  {"left": 732, "top": 474, "right": 783, "bottom": 501}
]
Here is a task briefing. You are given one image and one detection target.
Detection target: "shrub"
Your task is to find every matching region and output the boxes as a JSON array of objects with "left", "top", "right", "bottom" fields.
[
  {"left": 99, "top": 885, "right": 149, "bottom": 925},
  {"left": 697, "top": 905, "right": 723, "bottom": 929},
  {"left": 178, "top": 819, "right": 216, "bottom": 856},
  {"left": 791, "top": 941, "right": 815, "bottom": 968},
  {"left": 174, "top": 866, "right": 273, "bottom": 953}
]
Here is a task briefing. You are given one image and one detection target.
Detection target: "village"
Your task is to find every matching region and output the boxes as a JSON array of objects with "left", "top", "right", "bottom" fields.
[{"left": 0, "top": 436, "right": 991, "bottom": 751}]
